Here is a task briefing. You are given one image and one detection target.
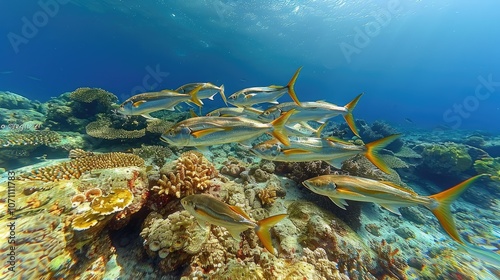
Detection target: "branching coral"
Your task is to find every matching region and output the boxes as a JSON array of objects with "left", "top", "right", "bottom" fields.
[
  {"left": 19, "top": 152, "right": 145, "bottom": 181},
  {"left": 370, "top": 239, "right": 408, "bottom": 279},
  {"left": 152, "top": 151, "right": 218, "bottom": 198},
  {"left": 0, "top": 130, "right": 61, "bottom": 147},
  {"left": 86, "top": 119, "right": 146, "bottom": 139},
  {"left": 257, "top": 182, "right": 286, "bottom": 206},
  {"left": 69, "top": 87, "right": 118, "bottom": 105}
]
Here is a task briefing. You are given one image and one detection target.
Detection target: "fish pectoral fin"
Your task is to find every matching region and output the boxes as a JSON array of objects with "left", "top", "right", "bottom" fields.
[
  {"left": 228, "top": 205, "right": 252, "bottom": 220},
  {"left": 237, "top": 139, "right": 253, "bottom": 149},
  {"left": 227, "top": 228, "right": 242, "bottom": 241},
  {"left": 379, "top": 204, "right": 402, "bottom": 215},
  {"left": 329, "top": 197, "right": 348, "bottom": 210},
  {"left": 282, "top": 148, "right": 313, "bottom": 155},
  {"left": 141, "top": 113, "right": 157, "bottom": 120},
  {"left": 191, "top": 127, "right": 231, "bottom": 138},
  {"left": 133, "top": 100, "right": 146, "bottom": 107},
  {"left": 325, "top": 158, "right": 346, "bottom": 169}
]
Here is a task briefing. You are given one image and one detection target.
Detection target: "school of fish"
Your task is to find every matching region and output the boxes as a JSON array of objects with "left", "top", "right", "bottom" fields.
[{"left": 118, "top": 67, "right": 496, "bottom": 264}]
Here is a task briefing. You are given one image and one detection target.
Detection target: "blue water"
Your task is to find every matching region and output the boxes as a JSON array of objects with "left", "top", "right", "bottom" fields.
[{"left": 1, "top": 0, "right": 500, "bottom": 131}]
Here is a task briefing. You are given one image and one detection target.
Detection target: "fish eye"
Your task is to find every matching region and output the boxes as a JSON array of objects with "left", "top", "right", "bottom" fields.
[
  {"left": 264, "top": 111, "right": 270, "bottom": 116},
  {"left": 229, "top": 95, "right": 236, "bottom": 99}
]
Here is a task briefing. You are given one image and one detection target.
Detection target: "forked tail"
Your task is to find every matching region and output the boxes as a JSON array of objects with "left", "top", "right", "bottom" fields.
[
  {"left": 343, "top": 93, "right": 363, "bottom": 137},
  {"left": 427, "top": 174, "right": 487, "bottom": 244},
  {"left": 255, "top": 214, "right": 287, "bottom": 255},
  {"left": 364, "top": 134, "right": 401, "bottom": 174}
]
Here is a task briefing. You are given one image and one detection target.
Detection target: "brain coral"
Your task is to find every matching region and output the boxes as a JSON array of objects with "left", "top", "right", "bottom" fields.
[
  {"left": 152, "top": 151, "right": 218, "bottom": 198},
  {"left": 19, "top": 151, "right": 145, "bottom": 181}
]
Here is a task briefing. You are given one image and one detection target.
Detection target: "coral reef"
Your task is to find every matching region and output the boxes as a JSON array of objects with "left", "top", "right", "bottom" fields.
[
  {"left": 342, "top": 155, "right": 403, "bottom": 185},
  {"left": 0, "top": 130, "right": 61, "bottom": 147},
  {"left": 418, "top": 142, "right": 473, "bottom": 175},
  {"left": 86, "top": 118, "right": 146, "bottom": 139},
  {"left": 370, "top": 239, "right": 408, "bottom": 279},
  {"left": 19, "top": 151, "right": 145, "bottom": 181},
  {"left": 152, "top": 151, "right": 219, "bottom": 199},
  {"left": 275, "top": 160, "right": 335, "bottom": 183},
  {"left": 69, "top": 87, "right": 118, "bottom": 105},
  {"left": 132, "top": 144, "right": 173, "bottom": 167},
  {"left": 140, "top": 211, "right": 210, "bottom": 271},
  {"left": 0, "top": 91, "right": 38, "bottom": 109},
  {"left": 357, "top": 120, "right": 404, "bottom": 152},
  {"left": 473, "top": 157, "right": 500, "bottom": 180},
  {"left": 257, "top": 181, "right": 286, "bottom": 206}
]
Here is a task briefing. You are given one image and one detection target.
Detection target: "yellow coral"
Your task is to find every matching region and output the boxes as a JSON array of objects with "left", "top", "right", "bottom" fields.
[
  {"left": 257, "top": 185, "right": 284, "bottom": 206},
  {"left": 69, "top": 87, "right": 118, "bottom": 104},
  {"left": 86, "top": 119, "right": 146, "bottom": 139},
  {"left": 153, "top": 151, "right": 218, "bottom": 198},
  {"left": 90, "top": 188, "right": 133, "bottom": 215},
  {"left": 20, "top": 152, "right": 145, "bottom": 181}
]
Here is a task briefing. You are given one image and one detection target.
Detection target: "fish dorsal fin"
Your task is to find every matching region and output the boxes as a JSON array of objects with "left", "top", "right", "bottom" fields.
[
  {"left": 329, "top": 197, "right": 348, "bottom": 210},
  {"left": 379, "top": 204, "right": 402, "bottom": 215},
  {"left": 380, "top": 181, "right": 418, "bottom": 196},
  {"left": 229, "top": 205, "right": 252, "bottom": 220},
  {"left": 191, "top": 127, "right": 231, "bottom": 138},
  {"left": 325, "top": 136, "right": 352, "bottom": 145},
  {"left": 282, "top": 148, "right": 313, "bottom": 155},
  {"left": 133, "top": 100, "right": 146, "bottom": 107}
]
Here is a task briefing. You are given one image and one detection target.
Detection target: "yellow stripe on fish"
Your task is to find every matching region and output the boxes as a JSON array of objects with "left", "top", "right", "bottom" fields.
[{"left": 181, "top": 194, "right": 287, "bottom": 255}]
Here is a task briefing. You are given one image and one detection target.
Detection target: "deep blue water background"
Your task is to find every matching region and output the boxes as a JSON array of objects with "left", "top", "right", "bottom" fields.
[{"left": 1, "top": 0, "right": 499, "bottom": 131}]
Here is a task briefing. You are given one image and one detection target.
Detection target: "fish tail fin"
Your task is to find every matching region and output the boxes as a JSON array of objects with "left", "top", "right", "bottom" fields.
[
  {"left": 219, "top": 84, "right": 228, "bottom": 106},
  {"left": 343, "top": 93, "right": 363, "bottom": 137},
  {"left": 256, "top": 214, "right": 287, "bottom": 255},
  {"left": 428, "top": 174, "right": 487, "bottom": 244},
  {"left": 364, "top": 134, "right": 401, "bottom": 174},
  {"left": 287, "top": 66, "right": 302, "bottom": 106},
  {"left": 270, "top": 109, "right": 295, "bottom": 146},
  {"left": 189, "top": 85, "right": 204, "bottom": 107}
]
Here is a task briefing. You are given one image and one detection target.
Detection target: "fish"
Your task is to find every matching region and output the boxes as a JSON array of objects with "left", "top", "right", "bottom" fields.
[
  {"left": 302, "top": 174, "right": 487, "bottom": 243},
  {"left": 160, "top": 109, "right": 295, "bottom": 147},
  {"left": 227, "top": 67, "right": 302, "bottom": 107},
  {"left": 176, "top": 82, "right": 227, "bottom": 105},
  {"left": 181, "top": 194, "right": 287, "bottom": 255},
  {"left": 258, "top": 93, "right": 363, "bottom": 137},
  {"left": 118, "top": 85, "right": 203, "bottom": 119},
  {"left": 457, "top": 243, "right": 500, "bottom": 269},
  {"left": 250, "top": 134, "right": 399, "bottom": 174},
  {"left": 205, "top": 106, "right": 264, "bottom": 120}
]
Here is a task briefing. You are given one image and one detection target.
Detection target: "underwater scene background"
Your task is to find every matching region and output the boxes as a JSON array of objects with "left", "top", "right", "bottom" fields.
[{"left": 1, "top": 0, "right": 499, "bottom": 279}]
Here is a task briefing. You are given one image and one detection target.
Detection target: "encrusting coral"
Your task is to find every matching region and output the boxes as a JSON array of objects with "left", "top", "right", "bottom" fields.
[
  {"left": 152, "top": 151, "right": 219, "bottom": 199},
  {"left": 419, "top": 142, "right": 473, "bottom": 175},
  {"left": 473, "top": 157, "right": 500, "bottom": 180},
  {"left": 0, "top": 130, "right": 61, "bottom": 147},
  {"left": 19, "top": 151, "right": 145, "bottom": 181}
]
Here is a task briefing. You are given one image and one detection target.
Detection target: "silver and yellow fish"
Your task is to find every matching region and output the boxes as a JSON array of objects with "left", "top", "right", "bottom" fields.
[
  {"left": 181, "top": 194, "right": 287, "bottom": 255},
  {"left": 119, "top": 85, "right": 203, "bottom": 119},
  {"left": 176, "top": 82, "right": 227, "bottom": 105},
  {"left": 227, "top": 67, "right": 302, "bottom": 107},
  {"left": 250, "top": 134, "right": 399, "bottom": 174},
  {"left": 160, "top": 109, "right": 295, "bottom": 147},
  {"left": 205, "top": 106, "right": 264, "bottom": 120},
  {"left": 258, "top": 94, "right": 363, "bottom": 137},
  {"left": 302, "top": 174, "right": 487, "bottom": 243}
]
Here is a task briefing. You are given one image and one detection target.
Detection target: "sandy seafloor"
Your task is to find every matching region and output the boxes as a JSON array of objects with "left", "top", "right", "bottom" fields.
[{"left": 0, "top": 90, "right": 499, "bottom": 280}]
